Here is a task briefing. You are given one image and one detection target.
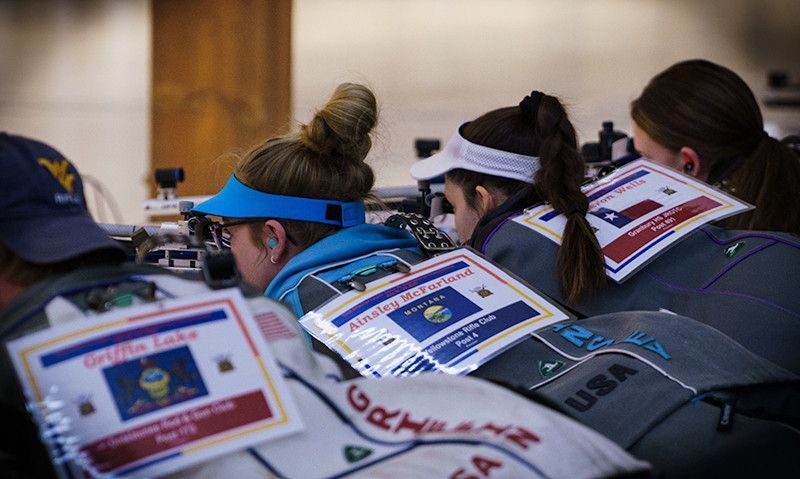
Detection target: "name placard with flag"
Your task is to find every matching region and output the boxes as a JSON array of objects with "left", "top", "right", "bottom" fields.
[
  {"left": 6, "top": 289, "right": 303, "bottom": 478},
  {"left": 300, "top": 248, "right": 571, "bottom": 378},
  {"left": 515, "top": 159, "right": 752, "bottom": 282}
]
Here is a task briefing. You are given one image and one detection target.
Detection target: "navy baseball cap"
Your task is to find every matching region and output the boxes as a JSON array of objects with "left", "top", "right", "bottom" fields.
[{"left": 0, "top": 133, "right": 124, "bottom": 264}]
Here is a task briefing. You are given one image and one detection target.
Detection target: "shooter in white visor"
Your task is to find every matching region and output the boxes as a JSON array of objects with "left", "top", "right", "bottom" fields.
[{"left": 410, "top": 90, "right": 605, "bottom": 303}]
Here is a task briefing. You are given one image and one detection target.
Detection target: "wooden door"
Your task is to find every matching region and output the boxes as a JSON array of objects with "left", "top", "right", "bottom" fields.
[{"left": 151, "top": 0, "right": 292, "bottom": 199}]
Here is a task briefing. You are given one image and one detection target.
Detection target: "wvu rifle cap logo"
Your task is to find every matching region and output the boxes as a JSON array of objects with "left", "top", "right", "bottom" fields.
[
  {"left": 0, "top": 132, "right": 124, "bottom": 264},
  {"left": 38, "top": 157, "right": 76, "bottom": 193}
]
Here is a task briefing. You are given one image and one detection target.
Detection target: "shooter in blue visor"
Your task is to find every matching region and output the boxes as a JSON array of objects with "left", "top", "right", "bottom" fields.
[{"left": 193, "top": 83, "right": 422, "bottom": 318}]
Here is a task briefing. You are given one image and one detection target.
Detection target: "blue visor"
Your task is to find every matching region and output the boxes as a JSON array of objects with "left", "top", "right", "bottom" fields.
[{"left": 192, "top": 175, "right": 366, "bottom": 227}]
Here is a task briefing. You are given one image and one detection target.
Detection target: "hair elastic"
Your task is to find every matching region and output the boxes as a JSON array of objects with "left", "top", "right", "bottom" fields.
[
  {"left": 568, "top": 206, "right": 588, "bottom": 216},
  {"left": 519, "top": 91, "right": 545, "bottom": 121}
]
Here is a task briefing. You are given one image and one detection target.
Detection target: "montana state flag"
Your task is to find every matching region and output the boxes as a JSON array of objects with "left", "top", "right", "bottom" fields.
[{"left": 387, "top": 286, "right": 481, "bottom": 342}]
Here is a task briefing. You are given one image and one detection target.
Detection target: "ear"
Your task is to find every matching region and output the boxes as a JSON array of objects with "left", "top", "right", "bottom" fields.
[
  {"left": 679, "top": 147, "right": 702, "bottom": 178},
  {"left": 474, "top": 185, "right": 501, "bottom": 216},
  {"left": 262, "top": 220, "right": 289, "bottom": 260}
]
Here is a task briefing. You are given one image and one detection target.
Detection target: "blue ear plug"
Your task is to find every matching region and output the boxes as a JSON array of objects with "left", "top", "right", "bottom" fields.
[{"left": 268, "top": 238, "right": 278, "bottom": 249}]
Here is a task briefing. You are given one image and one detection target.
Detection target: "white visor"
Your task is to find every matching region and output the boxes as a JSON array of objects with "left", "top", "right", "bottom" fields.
[{"left": 410, "top": 127, "right": 539, "bottom": 183}]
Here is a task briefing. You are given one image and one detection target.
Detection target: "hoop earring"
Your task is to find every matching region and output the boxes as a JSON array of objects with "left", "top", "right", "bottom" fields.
[{"left": 270, "top": 255, "right": 278, "bottom": 264}]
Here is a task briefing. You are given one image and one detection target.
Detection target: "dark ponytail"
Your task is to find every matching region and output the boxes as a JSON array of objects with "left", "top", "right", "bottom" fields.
[
  {"left": 532, "top": 95, "right": 606, "bottom": 302},
  {"left": 454, "top": 92, "right": 606, "bottom": 302}
]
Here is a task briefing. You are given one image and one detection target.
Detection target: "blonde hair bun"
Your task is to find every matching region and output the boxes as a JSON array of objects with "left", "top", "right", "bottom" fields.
[{"left": 300, "top": 82, "right": 378, "bottom": 162}]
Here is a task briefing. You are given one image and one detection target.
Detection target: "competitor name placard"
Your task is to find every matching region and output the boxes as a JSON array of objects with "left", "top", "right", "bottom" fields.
[
  {"left": 514, "top": 159, "right": 752, "bottom": 282},
  {"left": 300, "top": 248, "right": 571, "bottom": 378},
  {"left": 7, "top": 289, "right": 302, "bottom": 478}
]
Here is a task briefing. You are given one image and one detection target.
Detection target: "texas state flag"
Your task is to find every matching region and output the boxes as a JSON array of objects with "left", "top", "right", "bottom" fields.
[{"left": 589, "top": 199, "right": 662, "bottom": 228}]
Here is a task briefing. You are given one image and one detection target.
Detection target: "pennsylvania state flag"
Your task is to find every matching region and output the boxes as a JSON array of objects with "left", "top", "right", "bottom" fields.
[
  {"left": 387, "top": 286, "right": 481, "bottom": 342},
  {"left": 104, "top": 345, "right": 208, "bottom": 421}
]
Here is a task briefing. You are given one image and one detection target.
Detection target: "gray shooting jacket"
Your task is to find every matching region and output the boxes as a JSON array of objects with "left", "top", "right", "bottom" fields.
[{"left": 469, "top": 192, "right": 800, "bottom": 374}]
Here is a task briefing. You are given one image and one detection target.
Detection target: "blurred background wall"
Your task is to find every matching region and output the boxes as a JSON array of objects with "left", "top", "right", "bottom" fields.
[{"left": 1, "top": 0, "right": 798, "bottom": 223}]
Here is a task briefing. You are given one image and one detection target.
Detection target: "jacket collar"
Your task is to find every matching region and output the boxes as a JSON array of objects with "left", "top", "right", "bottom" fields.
[
  {"left": 466, "top": 186, "right": 542, "bottom": 251},
  {"left": 265, "top": 224, "right": 418, "bottom": 301}
]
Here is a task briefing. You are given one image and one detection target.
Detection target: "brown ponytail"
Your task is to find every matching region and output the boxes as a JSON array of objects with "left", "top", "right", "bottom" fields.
[
  {"left": 532, "top": 95, "right": 606, "bottom": 302},
  {"left": 725, "top": 135, "right": 800, "bottom": 233},
  {"left": 235, "top": 83, "right": 379, "bottom": 250}
]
